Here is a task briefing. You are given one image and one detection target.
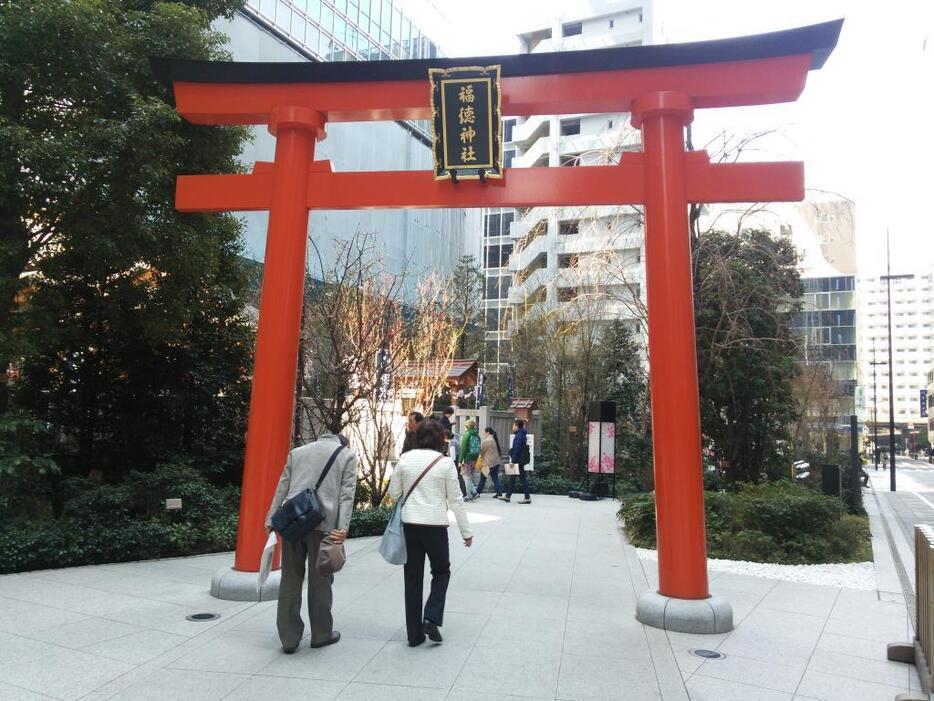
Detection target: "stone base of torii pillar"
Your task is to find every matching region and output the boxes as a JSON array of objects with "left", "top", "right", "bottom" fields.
[{"left": 636, "top": 591, "right": 733, "bottom": 635}]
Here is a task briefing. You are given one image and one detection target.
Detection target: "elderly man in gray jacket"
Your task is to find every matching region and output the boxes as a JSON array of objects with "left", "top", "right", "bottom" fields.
[{"left": 265, "top": 432, "right": 358, "bottom": 653}]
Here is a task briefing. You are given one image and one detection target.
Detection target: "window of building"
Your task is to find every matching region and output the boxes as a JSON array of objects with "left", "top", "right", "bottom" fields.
[
  {"left": 503, "top": 119, "right": 515, "bottom": 143},
  {"left": 320, "top": 3, "right": 334, "bottom": 31},
  {"left": 563, "top": 21, "right": 583, "bottom": 37},
  {"left": 277, "top": 2, "right": 292, "bottom": 27},
  {"left": 485, "top": 213, "right": 501, "bottom": 237},
  {"left": 484, "top": 244, "right": 513, "bottom": 268},
  {"left": 558, "top": 254, "right": 579, "bottom": 269},
  {"left": 559, "top": 220, "right": 580, "bottom": 236},
  {"left": 560, "top": 119, "right": 581, "bottom": 136},
  {"left": 558, "top": 287, "right": 580, "bottom": 302},
  {"left": 609, "top": 19, "right": 615, "bottom": 28},
  {"left": 502, "top": 210, "right": 515, "bottom": 234},
  {"left": 485, "top": 274, "right": 513, "bottom": 300},
  {"left": 486, "top": 307, "right": 502, "bottom": 331},
  {"left": 484, "top": 210, "right": 515, "bottom": 238},
  {"left": 560, "top": 155, "right": 579, "bottom": 167},
  {"left": 504, "top": 149, "right": 515, "bottom": 169}
]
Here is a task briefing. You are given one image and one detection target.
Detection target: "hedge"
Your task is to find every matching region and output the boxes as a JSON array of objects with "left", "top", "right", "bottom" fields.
[{"left": 618, "top": 480, "right": 871, "bottom": 565}]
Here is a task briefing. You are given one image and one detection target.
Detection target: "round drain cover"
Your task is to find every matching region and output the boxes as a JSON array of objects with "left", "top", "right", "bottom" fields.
[
  {"left": 186, "top": 612, "right": 221, "bottom": 622},
  {"left": 689, "top": 649, "right": 724, "bottom": 659}
]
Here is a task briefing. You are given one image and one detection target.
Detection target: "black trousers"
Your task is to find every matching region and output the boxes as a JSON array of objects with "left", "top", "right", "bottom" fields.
[
  {"left": 506, "top": 465, "right": 531, "bottom": 499},
  {"left": 403, "top": 524, "right": 451, "bottom": 643}
]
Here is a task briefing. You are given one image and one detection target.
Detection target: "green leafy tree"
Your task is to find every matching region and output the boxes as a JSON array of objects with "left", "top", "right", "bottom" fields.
[
  {"left": 448, "top": 255, "right": 484, "bottom": 360},
  {"left": 1, "top": 0, "right": 252, "bottom": 482},
  {"left": 597, "top": 320, "right": 652, "bottom": 489},
  {"left": 693, "top": 228, "right": 802, "bottom": 484},
  {"left": 0, "top": 413, "right": 61, "bottom": 519}
]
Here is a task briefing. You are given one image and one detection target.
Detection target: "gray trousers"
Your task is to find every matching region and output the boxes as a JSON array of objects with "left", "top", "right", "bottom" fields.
[{"left": 277, "top": 530, "right": 333, "bottom": 648}]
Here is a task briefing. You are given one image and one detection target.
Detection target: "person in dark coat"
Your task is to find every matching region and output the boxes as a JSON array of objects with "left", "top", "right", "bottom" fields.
[
  {"left": 500, "top": 419, "right": 531, "bottom": 504},
  {"left": 401, "top": 411, "right": 425, "bottom": 454},
  {"left": 439, "top": 407, "right": 454, "bottom": 433}
]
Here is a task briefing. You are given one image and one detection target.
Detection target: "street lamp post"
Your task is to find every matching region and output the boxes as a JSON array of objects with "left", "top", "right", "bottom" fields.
[
  {"left": 870, "top": 340, "right": 885, "bottom": 471},
  {"left": 881, "top": 231, "right": 913, "bottom": 492}
]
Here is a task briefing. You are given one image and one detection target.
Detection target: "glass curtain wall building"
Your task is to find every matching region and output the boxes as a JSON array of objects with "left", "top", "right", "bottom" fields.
[
  {"left": 220, "top": 1, "right": 479, "bottom": 289},
  {"left": 244, "top": 0, "right": 440, "bottom": 62},
  {"left": 242, "top": 0, "right": 440, "bottom": 137}
]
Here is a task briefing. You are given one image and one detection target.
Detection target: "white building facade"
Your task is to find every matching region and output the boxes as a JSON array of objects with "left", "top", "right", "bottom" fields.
[{"left": 482, "top": 1, "right": 654, "bottom": 375}]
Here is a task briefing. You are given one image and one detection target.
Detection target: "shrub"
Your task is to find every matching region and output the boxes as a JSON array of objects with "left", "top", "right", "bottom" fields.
[
  {"left": 528, "top": 472, "right": 580, "bottom": 495},
  {"left": 350, "top": 506, "right": 393, "bottom": 538},
  {"left": 618, "top": 480, "right": 870, "bottom": 564},
  {"left": 0, "top": 513, "right": 238, "bottom": 575}
]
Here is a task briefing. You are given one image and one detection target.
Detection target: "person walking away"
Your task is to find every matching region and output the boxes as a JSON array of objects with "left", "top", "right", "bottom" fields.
[
  {"left": 477, "top": 427, "right": 504, "bottom": 498},
  {"left": 265, "top": 432, "right": 358, "bottom": 653},
  {"left": 459, "top": 419, "right": 481, "bottom": 501},
  {"left": 439, "top": 406, "right": 455, "bottom": 434},
  {"left": 388, "top": 419, "right": 473, "bottom": 647},
  {"left": 446, "top": 429, "right": 469, "bottom": 498},
  {"left": 501, "top": 419, "right": 531, "bottom": 504},
  {"left": 401, "top": 411, "right": 424, "bottom": 454}
]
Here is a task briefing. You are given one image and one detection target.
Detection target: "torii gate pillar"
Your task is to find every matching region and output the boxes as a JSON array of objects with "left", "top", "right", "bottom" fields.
[{"left": 630, "top": 92, "right": 730, "bottom": 630}]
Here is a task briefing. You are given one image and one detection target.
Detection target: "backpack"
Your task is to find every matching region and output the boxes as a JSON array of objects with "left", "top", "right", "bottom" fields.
[{"left": 467, "top": 432, "right": 481, "bottom": 460}]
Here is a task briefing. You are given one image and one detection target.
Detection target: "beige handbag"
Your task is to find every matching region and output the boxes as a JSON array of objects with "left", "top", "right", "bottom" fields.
[
  {"left": 315, "top": 535, "right": 346, "bottom": 576},
  {"left": 505, "top": 462, "right": 520, "bottom": 476}
]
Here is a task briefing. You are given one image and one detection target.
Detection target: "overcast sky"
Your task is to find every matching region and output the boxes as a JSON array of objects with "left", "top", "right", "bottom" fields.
[{"left": 418, "top": 0, "right": 934, "bottom": 276}]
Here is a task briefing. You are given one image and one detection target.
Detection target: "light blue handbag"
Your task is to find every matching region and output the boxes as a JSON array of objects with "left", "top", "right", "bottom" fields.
[{"left": 379, "top": 454, "right": 444, "bottom": 565}]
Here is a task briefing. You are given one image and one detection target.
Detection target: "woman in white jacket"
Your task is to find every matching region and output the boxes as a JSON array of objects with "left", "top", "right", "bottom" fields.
[{"left": 388, "top": 418, "right": 473, "bottom": 647}]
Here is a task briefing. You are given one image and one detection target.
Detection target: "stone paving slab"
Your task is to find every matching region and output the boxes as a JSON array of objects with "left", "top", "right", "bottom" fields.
[{"left": 0, "top": 494, "right": 920, "bottom": 700}]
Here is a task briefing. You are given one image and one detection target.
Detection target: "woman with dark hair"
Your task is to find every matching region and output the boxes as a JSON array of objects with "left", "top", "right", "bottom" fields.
[
  {"left": 388, "top": 418, "right": 473, "bottom": 647},
  {"left": 476, "top": 427, "right": 504, "bottom": 498}
]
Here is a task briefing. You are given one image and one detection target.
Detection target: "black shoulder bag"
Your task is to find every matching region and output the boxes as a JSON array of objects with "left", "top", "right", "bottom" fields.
[{"left": 271, "top": 446, "right": 345, "bottom": 542}]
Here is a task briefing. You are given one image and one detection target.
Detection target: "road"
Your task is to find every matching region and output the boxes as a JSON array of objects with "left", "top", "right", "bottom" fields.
[{"left": 867, "top": 455, "right": 934, "bottom": 551}]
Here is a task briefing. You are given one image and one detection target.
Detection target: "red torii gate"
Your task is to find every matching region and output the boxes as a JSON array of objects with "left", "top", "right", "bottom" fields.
[{"left": 155, "top": 19, "right": 841, "bottom": 629}]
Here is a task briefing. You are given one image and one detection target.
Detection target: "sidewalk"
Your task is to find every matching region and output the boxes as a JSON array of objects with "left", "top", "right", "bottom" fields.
[{"left": 0, "top": 494, "right": 921, "bottom": 700}]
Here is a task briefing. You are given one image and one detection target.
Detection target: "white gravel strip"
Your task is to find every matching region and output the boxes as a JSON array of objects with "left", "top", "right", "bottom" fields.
[{"left": 635, "top": 547, "right": 875, "bottom": 590}]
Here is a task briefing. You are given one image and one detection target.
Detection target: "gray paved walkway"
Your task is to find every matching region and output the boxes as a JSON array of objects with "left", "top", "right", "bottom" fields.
[{"left": 0, "top": 494, "right": 922, "bottom": 700}]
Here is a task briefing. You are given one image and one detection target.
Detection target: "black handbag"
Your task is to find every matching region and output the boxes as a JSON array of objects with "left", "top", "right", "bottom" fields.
[{"left": 271, "top": 445, "right": 345, "bottom": 542}]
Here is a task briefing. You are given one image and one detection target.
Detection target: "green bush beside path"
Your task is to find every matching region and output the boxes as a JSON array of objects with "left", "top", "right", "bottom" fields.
[{"left": 619, "top": 481, "right": 871, "bottom": 565}]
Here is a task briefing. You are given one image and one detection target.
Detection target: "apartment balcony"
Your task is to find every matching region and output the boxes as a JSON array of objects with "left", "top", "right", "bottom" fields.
[
  {"left": 533, "top": 27, "right": 645, "bottom": 55},
  {"left": 513, "top": 137, "right": 553, "bottom": 169},
  {"left": 555, "top": 265, "right": 645, "bottom": 293},
  {"left": 556, "top": 133, "right": 622, "bottom": 162},
  {"left": 508, "top": 267, "right": 550, "bottom": 305},
  {"left": 509, "top": 234, "right": 549, "bottom": 275},
  {"left": 509, "top": 207, "right": 549, "bottom": 242},
  {"left": 511, "top": 114, "right": 551, "bottom": 148},
  {"left": 555, "top": 230, "right": 642, "bottom": 257}
]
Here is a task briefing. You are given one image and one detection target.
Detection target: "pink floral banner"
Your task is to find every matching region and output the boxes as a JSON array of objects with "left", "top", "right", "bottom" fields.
[{"left": 587, "top": 421, "right": 615, "bottom": 474}]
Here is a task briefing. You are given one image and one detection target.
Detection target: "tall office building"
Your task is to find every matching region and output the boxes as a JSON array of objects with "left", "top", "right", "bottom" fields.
[
  {"left": 859, "top": 271, "right": 934, "bottom": 445},
  {"left": 481, "top": 1, "right": 654, "bottom": 377},
  {"left": 216, "top": 1, "right": 480, "bottom": 290}
]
